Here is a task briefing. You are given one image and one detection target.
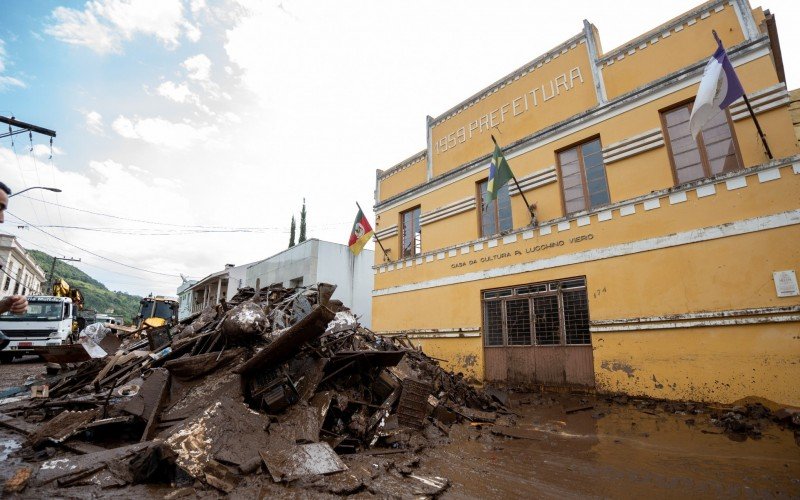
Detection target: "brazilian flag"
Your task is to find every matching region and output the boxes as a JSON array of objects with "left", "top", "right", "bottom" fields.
[{"left": 486, "top": 141, "right": 514, "bottom": 203}]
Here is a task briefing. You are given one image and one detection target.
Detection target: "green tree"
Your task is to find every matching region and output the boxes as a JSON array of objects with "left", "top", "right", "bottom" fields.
[
  {"left": 298, "top": 198, "right": 307, "bottom": 243},
  {"left": 289, "top": 215, "right": 296, "bottom": 248}
]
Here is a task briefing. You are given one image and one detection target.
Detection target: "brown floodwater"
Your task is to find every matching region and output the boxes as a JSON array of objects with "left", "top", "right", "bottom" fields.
[{"left": 425, "top": 393, "right": 800, "bottom": 498}]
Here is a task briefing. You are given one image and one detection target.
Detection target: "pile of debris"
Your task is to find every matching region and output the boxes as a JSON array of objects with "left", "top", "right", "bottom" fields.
[{"left": 0, "top": 283, "right": 503, "bottom": 495}]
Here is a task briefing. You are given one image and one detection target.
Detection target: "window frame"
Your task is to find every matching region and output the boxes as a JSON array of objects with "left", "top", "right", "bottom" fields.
[
  {"left": 481, "top": 277, "right": 590, "bottom": 348},
  {"left": 555, "top": 135, "right": 610, "bottom": 216},
  {"left": 660, "top": 99, "right": 744, "bottom": 186},
  {"left": 476, "top": 178, "right": 513, "bottom": 238},
  {"left": 399, "top": 205, "right": 421, "bottom": 258}
]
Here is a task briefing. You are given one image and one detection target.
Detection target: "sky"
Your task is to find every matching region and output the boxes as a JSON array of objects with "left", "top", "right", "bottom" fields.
[{"left": 0, "top": 0, "right": 798, "bottom": 297}]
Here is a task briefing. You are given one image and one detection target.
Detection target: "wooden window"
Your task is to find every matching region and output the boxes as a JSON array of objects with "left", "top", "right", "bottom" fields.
[
  {"left": 661, "top": 103, "right": 742, "bottom": 185},
  {"left": 482, "top": 277, "right": 590, "bottom": 347},
  {"left": 400, "top": 206, "right": 421, "bottom": 258},
  {"left": 557, "top": 138, "right": 610, "bottom": 214},
  {"left": 478, "top": 179, "right": 512, "bottom": 237}
]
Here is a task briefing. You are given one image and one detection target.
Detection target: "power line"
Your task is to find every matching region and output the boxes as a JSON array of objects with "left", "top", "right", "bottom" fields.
[
  {"left": 17, "top": 195, "right": 282, "bottom": 230},
  {"left": 8, "top": 212, "right": 181, "bottom": 277},
  {"left": 17, "top": 195, "right": 352, "bottom": 231},
  {"left": 15, "top": 235, "right": 183, "bottom": 287},
  {"left": 29, "top": 224, "right": 282, "bottom": 236}
]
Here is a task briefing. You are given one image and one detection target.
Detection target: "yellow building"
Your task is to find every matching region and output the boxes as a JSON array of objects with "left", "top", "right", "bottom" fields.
[{"left": 371, "top": 0, "right": 800, "bottom": 406}]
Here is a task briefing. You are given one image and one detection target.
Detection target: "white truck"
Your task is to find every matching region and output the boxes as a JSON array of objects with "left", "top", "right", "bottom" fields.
[{"left": 0, "top": 295, "right": 78, "bottom": 363}]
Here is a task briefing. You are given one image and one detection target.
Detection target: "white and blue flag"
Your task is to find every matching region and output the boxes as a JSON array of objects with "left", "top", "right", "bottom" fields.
[{"left": 689, "top": 34, "right": 745, "bottom": 139}]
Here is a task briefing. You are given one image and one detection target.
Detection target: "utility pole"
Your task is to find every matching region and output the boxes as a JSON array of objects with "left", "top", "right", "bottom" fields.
[
  {"left": 48, "top": 256, "right": 81, "bottom": 286},
  {"left": 0, "top": 116, "right": 56, "bottom": 139}
]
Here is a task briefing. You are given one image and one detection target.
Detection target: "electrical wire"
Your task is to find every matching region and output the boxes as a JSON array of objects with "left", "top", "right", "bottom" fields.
[
  {"left": 17, "top": 195, "right": 283, "bottom": 230},
  {"left": 6, "top": 132, "right": 42, "bottom": 226},
  {"left": 27, "top": 132, "right": 56, "bottom": 231},
  {"left": 16, "top": 235, "right": 182, "bottom": 285},
  {"left": 28, "top": 224, "right": 282, "bottom": 236},
  {"left": 17, "top": 195, "right": 352, "bottom": 231},
  {"left": 8, "top": 212, "right": 181, "bottom": 277}
]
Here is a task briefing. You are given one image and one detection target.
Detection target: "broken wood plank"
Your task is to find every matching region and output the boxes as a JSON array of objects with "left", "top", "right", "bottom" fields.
[
  {"left": 0, "top": 412, "right": 38, "bottom": 435},
  {"left": 163, "top": 348, "right": 243, "bottom": 380},
  {"left": 236, "top": 305, "right": 335, "bottom": 376},
  {"left": 140, "top": 369, "right": 171, "bottom": 442}
]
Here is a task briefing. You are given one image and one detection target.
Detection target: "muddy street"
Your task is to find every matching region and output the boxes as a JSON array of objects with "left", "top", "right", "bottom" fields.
[
  {"left": 425, "top": 393, "right": 799, "bottom": 498},
  {"left": 2, "top": 369, "right": 798, "bottom": 497},
  {"left": 0, "top": 356, "right": 46, "bottom": 388}
]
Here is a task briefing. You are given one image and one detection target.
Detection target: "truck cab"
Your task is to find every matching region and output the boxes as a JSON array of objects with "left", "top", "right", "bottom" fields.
[{"left": 0, "top": 295, "right": 77, "bottom": 363}]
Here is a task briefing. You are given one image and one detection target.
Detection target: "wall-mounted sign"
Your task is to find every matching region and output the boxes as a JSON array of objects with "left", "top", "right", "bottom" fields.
[{"left": 773, "top": 270, "right": 799, "bottom": 297}]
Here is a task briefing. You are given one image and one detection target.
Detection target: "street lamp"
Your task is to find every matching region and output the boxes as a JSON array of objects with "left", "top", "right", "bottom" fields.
[{"left": 10, "top": 186, "right": 62, "bottom": 197}]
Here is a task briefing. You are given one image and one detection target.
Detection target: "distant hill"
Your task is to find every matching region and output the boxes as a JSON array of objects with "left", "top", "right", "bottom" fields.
[{"left": 27, "top": 249, "right": 143, "bottom": 324}]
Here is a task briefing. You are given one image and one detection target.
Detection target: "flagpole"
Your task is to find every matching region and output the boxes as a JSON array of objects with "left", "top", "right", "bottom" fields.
[
  {"left": 491, "top": 135, "right": 537, "bottom": 225},
  {"left": 356, "top": 201, "right": 390, "bottom": 262},
  {"left": 711, "top": 30, "right": 773, "bottom": 160},
  {"left": 741, "top": 94, "right": 773, "bottom": 160}
]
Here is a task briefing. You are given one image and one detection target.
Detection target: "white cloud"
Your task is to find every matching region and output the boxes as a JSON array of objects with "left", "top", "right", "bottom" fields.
[
  {"left": 111, "top": 115, "right": 217, "bottom": 149},
  {"left": 45, "top": 6, "right": 120, "bottom": 54},
  {"left": 0, "top": 39, "right": 6, "bottom": 72},
  {"left": 157, "top": 81, "right": 196, "bottom": 103},
  {"left": 0, "top": 39, "right": 26, "bottom": 91},
  {"left": 85, "top": 110, "right": 105, "bottom": 135},
  {"left": 0, "top": 76, "right": 25, "bottom": 91},
  {"left": 182, "top": 54, "right": 211, "bottom": 81},
  {"left": 46, "top": 0, "right": 194, "bottom": 54},
  {"left": 190, "top": 0, "right": 207, "bottom": 14},
  {"left": 32, "top": 144, "right": 65, "bottom": 158},
  {"left": 184, "top": 21, "right": 202, "bottom": 43},
  {"left": 155, "top": 80, "right": 213, "bottom": 114},
  {"left": 0, "top": 148, "right": 204, "bottom": 294}
]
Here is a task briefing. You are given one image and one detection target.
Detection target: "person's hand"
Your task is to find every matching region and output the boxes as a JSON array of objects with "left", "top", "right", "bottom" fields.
[{"left": 0, "top": 295, "right": 28, "bottom": 315}]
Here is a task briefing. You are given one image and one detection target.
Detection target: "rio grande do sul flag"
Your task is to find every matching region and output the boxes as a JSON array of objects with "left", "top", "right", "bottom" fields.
[
  {"left": 689, "top": 34, "right": 745, "bottom": 139},
  {"left": 348, "top": 208, "right": 374, "bottom": 255}
]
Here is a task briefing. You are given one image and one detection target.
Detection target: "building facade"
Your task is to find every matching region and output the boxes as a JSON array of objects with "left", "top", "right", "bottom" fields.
[
  {"left": 245, "top": 239, "right": 374, "bottom": 327},
  {"left": 177, "top": 278, "right": 197, "bottom": 321},
  {"left": 372, "top": 0, "right": 800, "bottom": 405},
  {"left": 180, "top": 263, "right": 254, "bottom": 320},
  {"left": 0, "top": 234, "right": 46, "bottom": 299}
]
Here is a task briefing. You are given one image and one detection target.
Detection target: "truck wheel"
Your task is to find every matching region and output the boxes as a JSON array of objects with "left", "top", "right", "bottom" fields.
[{"left": 0, "top": 353, "right": 14, "bottom": 364}]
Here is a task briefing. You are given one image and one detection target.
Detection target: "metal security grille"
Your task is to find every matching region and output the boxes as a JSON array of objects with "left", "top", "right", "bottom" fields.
[
  {"left": 505, "top": 299, "right": 532, "bottom": 346},
  {"left": 563, "top": 290, "right": 590, "bottom": 345},
  {"left": 533, "top": 295, "right": 560, "bottom": 345},
  {"left": 484, "top": 300, "right": 503, "bottom": 346},
  {"left": 483, "top": 277, "right": 590, "bottom": 347}
]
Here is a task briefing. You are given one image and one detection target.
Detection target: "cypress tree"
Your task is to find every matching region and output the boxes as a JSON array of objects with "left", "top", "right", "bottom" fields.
[
  {"left": 289, "top": 215, "right": 296, "bottom": 248},
  {"left": 298, "top": 198, "right": 307, "bottom": 243}
]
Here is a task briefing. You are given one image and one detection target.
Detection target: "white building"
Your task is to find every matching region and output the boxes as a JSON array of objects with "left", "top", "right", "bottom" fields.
[
  {"left": 0, "top": 234, "right": 46, "bottom": 299},
  {"left": 179, "top": 239, "right": 374, "bottom": 326},
  {"left": 245, "top": 239, "right": 374, "bottom": 327},
  {"left": 179, "top": 262, "right": 259, "bottom": 320},
  {"left": 177, "top": 278, "right": 197, "bottom": 320}
]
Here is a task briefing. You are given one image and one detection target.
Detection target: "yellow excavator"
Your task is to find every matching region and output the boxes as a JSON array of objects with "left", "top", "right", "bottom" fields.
[
  {"left": 136, "top": 295, "right": 179, "bottom": 329},
  {"left": 108, "top": 295, "right": 178, "bottom": 344}
]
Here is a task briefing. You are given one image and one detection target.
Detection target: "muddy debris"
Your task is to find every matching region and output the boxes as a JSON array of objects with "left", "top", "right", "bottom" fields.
[{"left": 0, "top": 282, "right": 502, "bottom": 496}]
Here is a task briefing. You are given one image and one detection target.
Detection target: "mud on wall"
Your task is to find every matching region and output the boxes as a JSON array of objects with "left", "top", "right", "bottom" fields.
[
  {"left": 593, "top": 323, "right": 800, "bottom": 406},
  {"left": 411, "top": 336, "right": 483, "bottom": 383}
]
